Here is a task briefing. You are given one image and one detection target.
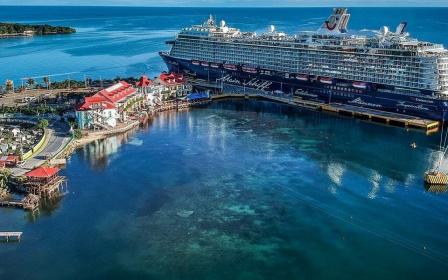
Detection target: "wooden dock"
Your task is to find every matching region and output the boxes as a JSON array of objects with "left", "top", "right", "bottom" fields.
[
  {"left": 210, "top": 93, "right": 439, "bottom": 133},
  {"left": 0, "top": 232, "right": 22, "bottom": 242},
  {"left": 0, "top": 194, "right": 40, "bottom": 211}
]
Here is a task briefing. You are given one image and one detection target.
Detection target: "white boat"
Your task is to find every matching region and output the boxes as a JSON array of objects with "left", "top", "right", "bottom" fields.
[
  {"left": 223, "top": 64, "right": 237, "bottom": 71},
  {"left": 320, "top": 77, "right": 333, "bottom": 84},
  {"left": 296, "top": 74, "right": 308, "bottom": 81},
  {"left": 242, "top": 66, "right": 257, "bottom": 74},
  {"left": 352, "top": 81, "right": 367, "bottom": 89}
]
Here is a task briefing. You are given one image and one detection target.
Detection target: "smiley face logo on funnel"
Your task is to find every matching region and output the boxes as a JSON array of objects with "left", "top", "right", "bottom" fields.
[{"left": 325, "top": 15, "right": 338, "bottom": 31}]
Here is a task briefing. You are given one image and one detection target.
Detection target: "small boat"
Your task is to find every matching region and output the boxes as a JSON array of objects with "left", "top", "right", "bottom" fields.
[
  {"left": 223, "top": 64, "right": 237, "bottom": 71},
  {"left": 410, "top": 142, "right": 417, "bottom": 149},
  {"left": 242, "top": 66, "right": 257, "bottom": 74},
  {"left": 353, "top": 81, "right": 367, "bottom": 89},
  {"left": 201, "top": 61, "right": 209, "bottom": 67},
  {"left": 210, "top": 63, "right": 220, "bottom": 68},
  {"left": 296, "top": 74, "right": 309, "bottom": 81},
  {"left": 192, "top": 60, "right": 200, "bottom": 65},
  {"left": 320, "top": 77, "right": 333, "bottom": 84},
  {"left": 260, "top": 70, "right": 271, "bottom": 76}
]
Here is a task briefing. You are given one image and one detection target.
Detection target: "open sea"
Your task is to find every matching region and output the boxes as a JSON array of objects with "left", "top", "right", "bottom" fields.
[{"left": 1, "top": 6, "right": 448, "bottom": 280}]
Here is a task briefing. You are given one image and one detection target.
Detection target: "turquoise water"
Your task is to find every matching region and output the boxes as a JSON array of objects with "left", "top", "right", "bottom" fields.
[
  {"left": 1, "top": 6, "right": 448, "bottom": 279},
  {"left": 0, "top": 7, "right": 447, "bottom": 83},
  {"left": 1, "top": 100, "right": 448, "bottom": 279}
]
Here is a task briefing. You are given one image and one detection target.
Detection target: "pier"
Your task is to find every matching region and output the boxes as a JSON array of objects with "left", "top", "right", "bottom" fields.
[
  {"left": 0, "top": 232, "right": 22, "bottom": 242},
  {"left": 0, "top": 194, "right": 40, "bottom": 211},
  {"left": 320, "top": 103, "right": 439, "bottom": 132},
  {"left": 210, "top": 93, "right": 439, "bottom": 133}
]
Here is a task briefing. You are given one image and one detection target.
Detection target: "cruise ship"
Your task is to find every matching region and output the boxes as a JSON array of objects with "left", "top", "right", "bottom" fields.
[{"left": 160, "top": 8, "right": 448, "bottom": 121}]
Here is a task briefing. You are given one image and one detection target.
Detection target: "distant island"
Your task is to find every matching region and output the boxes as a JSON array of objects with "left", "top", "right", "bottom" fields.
[{"left": 0, "top": 22, "right": 76, "bottom": 38}]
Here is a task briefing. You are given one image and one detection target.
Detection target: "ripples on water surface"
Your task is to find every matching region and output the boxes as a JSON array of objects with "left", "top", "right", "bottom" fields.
[{"left": 1, "top": 100, "right": 448, "bottom": 279}]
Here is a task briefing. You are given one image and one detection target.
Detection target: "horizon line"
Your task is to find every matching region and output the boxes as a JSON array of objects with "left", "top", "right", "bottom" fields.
[{"left": 0, "top": 5, "right": 447, "bottom": 8}]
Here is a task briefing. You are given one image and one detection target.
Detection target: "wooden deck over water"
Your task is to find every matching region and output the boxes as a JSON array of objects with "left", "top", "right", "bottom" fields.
[
  {"left": 211, "top": 93, "right": 439, "bottom": 133},
  {"left": 0, "top": 232, "right": 22, "bottom": 242}
]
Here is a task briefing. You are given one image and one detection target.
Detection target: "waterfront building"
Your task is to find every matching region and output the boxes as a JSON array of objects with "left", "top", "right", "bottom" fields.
[
  {"left": 155, "top": 73, "right": 192, "bottom": 100},
  {"left": 0, "top": 155, "right": 19, "bottom": 168},
  {"left": 76, "top": 81, "right": 140, "bottom": 130},
  {"left": 22, "top": 166, "right": 65, "bottom": 198}
]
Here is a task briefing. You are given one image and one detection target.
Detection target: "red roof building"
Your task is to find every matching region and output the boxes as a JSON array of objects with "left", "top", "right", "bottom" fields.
[
  {"left": 77, "top": 81, "right": 137, "bottom": 111},
  {"left": 136, "top": 76, "right": 153, "bottom": 87},
  {"left": 96, "top": 81, "right": 136, "bottom": 104},
  {"left": 0, "top": 155, "right": 19, "bottom": 167},
  {"left": 159, "top": 73, "right": 185, "bottom": 86},
  {"left": 25, "top": 166, "right": 60, "bottom": 180}
]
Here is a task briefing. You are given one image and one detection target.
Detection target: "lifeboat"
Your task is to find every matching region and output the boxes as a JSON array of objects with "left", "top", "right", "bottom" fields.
[
  {"left": 201, "top": 61, "right": 209, "bottom": 67},
  {"left": 192, "top": 60, "right": 200, "bottom": 66},
  {"left": 260, "top": 70, "right": 271, "bottom": 76},
  {"left": 352, "top": 81, "right": 367, "bottom": 89},
  {"left": 223, "top": 64, "right": 237, "bottom": 71},
  {"left": 296, "top": 74, "right": 309, "bottom": 81},
  {"left": 320, "top": 77, "right": 333, "bottom": 85},
  {"left": 242, "top": 66, "right": 257, "bottom": 74},
  {"left": 210, "top": 63, "right": 220, "bottom": 68}
]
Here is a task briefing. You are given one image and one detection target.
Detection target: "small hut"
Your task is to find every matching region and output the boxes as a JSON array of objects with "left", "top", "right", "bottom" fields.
[{"left": 23, "top": 166, "right": 65, "bottom": 197}]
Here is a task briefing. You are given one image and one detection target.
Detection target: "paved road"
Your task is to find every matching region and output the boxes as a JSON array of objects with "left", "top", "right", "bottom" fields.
[{"left": 10, "top": 121, "right": 71, "bottom": 176}]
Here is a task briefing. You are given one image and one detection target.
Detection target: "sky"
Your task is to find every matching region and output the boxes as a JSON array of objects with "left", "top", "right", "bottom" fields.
[{"left": 0, "top": 0, "right": 447, "bottom": 7}]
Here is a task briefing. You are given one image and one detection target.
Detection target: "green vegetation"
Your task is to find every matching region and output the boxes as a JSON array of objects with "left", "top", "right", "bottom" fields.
[
  {"left": 0, "top": 22, "right": 76, "bottom": 35},
  {"left": 123, "top": 97, "right": 144, "bottom": 112},
  {"left": 0, "top": 168, "right": 12, "bottom": 199},
  {"left": 73, "top": 129, "right": 82, "bottom": 139},
  {"left": 37, "top": 119, "right": 49, "bottom": 130},
  {"left": 0, "top": 104, "right": 62, "bottom": 116}
]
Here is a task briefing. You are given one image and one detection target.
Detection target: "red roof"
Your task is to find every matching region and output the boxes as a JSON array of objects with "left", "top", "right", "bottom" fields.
[
  {"left": 97, "top": 81, "right": 136, "bottom": 103},
  {"left": 77, "top": 95, "right": 116, "bottom": 111},
  {"left": 159, "top": 73, "right": 185, "bottom": 85},
  {"left": 77, "top": 81, "right": 137, "bottom": 111},
  {"left": 136, "top": 76, "right": 153, "bottom": 87},
  {"left": 25, "top": 166, "right": 60, "bottom": 178}
]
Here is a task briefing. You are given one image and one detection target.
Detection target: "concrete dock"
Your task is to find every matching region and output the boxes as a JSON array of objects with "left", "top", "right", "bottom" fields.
[{"left": 210, "top": 93, "right": 439, "bottom": 133}]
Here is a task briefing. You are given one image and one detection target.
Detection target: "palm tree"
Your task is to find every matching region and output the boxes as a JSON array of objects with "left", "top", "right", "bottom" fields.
[
  {"left": 27, "top": 78, "right": 35, "bottom": 89},
  {"left": 43, "top": 76, "right": 50, "bottom": 90}
]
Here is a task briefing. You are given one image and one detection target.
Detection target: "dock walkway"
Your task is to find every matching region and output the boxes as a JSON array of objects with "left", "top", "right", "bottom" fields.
[
  {"left": 210, "top": 93, "right": 439, "bottom": 133},
  {"left": 0, "top": 232, "right": 22, "bottom": 242}
]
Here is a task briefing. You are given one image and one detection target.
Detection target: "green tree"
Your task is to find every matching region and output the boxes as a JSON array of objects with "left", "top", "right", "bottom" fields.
[
  {"left": 27, "top": 78, "right": 35, "bottom": 89},
  {"left": 0, "top": 168, "right": 11, "bottom": 191},
  {"left": 73, "top": 129, "right": 82, "bottom": 139},
  {"left": 37, "top": 119, "right": 49, "bottom": 130},
  {"left": 43, "top": 76, "right": 50, "bottom": 90}
]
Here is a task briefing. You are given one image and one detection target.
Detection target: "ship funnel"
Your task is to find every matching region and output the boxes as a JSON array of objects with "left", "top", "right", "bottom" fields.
[
  {"left": 270, "top": 25, "right": 275, "bottom": 33},
  {"left": 395, "top": 22, "right": 407, "bottom": 35},
  {"left": 318, "top": 8, "right": 350, "bottom": 34}
]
